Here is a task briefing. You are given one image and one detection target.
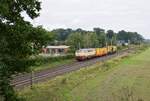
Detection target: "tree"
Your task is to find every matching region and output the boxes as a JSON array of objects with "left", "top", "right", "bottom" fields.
[
  {"left": 106, "top": 30, "right": 116, "bottom": 45},
  {"left": 67, "top": 32, "right": 83, "bottom": 52},
  {"left": 83, "top": 32, "right": 99, "bottom": 48},
  {"left": 28, "top": 26, "right": 53, "bottom": 53},
  {"left": 67, "top": 32, "right": 100, "bottom": 51},
  {"left": 117, "top": 30, "right": 129, "bottom": 42},
  {"left": 93, "top": 28, "right": 105, "bottom": 36},
  {"left": 0, "top": 0, "right": 45, "bottom": 101},
  {"left": 93, "top": 28, "right": 106, "bottom": 47},
  {"left": 117, "top": 30, "right": 144, "bottom": 44},
  {"left": 75, "top": 28, "right": 85, "bottom": 33},
  {"left": 128, "top": 32, "right": 144, "bottom": 44},
  {"left": 98, "top": 33, "right": 106, "bottom": 47},
  {"left": 106, "top": 30, "right": 114, "bottom": 39}
]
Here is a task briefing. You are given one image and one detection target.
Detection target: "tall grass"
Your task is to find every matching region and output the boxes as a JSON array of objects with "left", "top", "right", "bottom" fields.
[
  {"left": 28, "top": 55, "right": 74, "bottom": 71},
  {"left": 32, "top": 55, "right": 74, "bottom": 66}
]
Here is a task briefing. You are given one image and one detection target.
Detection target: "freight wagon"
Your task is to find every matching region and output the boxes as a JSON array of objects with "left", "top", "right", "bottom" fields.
[{"left": 75, "top": 46, "right": 117, "bottom": 61}]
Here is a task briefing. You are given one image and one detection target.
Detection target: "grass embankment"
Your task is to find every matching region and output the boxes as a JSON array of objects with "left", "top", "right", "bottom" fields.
[
  {"left": 20, "top": 47, "right": 150, "bottom": 101},
  {"left": 31, "top": 55, "right": 74, "bottom": 71}
]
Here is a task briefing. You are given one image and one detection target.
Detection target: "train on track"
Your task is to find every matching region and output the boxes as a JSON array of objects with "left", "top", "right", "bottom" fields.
[{"left": 75, "top": 46, "right": 117, "bottom": 61}]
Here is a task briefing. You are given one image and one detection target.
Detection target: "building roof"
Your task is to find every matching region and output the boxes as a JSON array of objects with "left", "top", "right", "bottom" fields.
[{"left": 46, "top": 45, "right": 70, "bottom": 49}]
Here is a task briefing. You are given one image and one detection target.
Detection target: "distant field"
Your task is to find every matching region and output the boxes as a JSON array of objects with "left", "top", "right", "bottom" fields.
[{"left": 20, "top": 47, "right": 150, "bottom": 101}]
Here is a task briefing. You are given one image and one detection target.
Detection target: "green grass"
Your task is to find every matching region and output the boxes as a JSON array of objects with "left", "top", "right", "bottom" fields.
[
  {"left": 33, "top": 59, "right": 74, "bottom": 71},
  {"left": 19, "top": 47, "right": 150, "bottom": 101},
  {"left": 31, "top": 55, "right": 75, "bottom": 71}
]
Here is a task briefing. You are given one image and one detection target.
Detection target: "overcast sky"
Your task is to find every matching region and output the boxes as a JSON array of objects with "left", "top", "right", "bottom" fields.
[{"left": 24, "top": 0, "right": 150, "bottom": 39}]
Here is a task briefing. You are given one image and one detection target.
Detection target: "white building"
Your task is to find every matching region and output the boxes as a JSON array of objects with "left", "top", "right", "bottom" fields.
[{"left": 41, "top": 45, "right": 70, "bottom": 57}]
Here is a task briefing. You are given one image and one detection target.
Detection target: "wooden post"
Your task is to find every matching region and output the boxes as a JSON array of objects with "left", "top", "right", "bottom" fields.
[{"left": 31, "top": 70, "right": 34, "bottom": 89}]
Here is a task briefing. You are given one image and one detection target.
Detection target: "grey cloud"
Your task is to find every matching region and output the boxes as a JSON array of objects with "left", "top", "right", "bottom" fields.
[{"left": 23, "top": 0, "right": 150, "bottom": 38}]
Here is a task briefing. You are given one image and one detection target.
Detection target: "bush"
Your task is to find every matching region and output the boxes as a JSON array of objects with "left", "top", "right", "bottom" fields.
[{"left": 29, "top": 55, "right": 74, "bottom": 67}]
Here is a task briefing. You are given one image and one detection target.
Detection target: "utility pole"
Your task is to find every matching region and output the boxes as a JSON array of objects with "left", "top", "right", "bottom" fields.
[
  {"left": 111, "top": 39, "right": 113, "bottom": 46},
  {"left": 30, "top": 43, "right": 34, "bottom": 89},
  {"left": 78, "top": 42, "right": 81, "bottom": 49},
  {"left": 30, "top": 19, "right": 35, "bottom": 89}
]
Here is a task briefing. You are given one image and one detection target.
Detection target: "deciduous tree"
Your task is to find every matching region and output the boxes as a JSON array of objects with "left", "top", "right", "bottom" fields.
[{"left": 0, "top": 0, "right": 50, "bottom": 101}]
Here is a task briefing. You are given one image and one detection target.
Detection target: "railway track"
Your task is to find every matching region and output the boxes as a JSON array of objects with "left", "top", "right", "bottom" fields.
[{"left": 11, "top": 48, "right": 134, "bottom": 89}]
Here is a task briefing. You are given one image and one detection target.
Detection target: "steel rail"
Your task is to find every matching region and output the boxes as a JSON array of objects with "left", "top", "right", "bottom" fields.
[{"left": 11, "top": 48, "right": 134, "bottom": 88}]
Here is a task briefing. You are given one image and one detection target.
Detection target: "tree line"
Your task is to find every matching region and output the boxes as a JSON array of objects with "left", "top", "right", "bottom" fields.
[{"left": 48, "top": 28, "right": 144, "bottom": 52}]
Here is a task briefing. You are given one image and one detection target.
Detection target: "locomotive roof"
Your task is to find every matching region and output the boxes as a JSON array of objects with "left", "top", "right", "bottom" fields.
[{"left": 78, "top": 48, "right": 95, "bottom": 50}]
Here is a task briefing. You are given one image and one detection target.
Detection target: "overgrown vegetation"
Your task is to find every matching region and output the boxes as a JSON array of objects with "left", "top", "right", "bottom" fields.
[{"left": 30, "top": 55, "right": 74, "bottom": 71}]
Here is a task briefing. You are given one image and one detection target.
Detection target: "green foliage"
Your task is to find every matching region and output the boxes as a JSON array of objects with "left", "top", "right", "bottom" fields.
[
  {"left": 29, "top": 55, "right": 74, "bottom": 71},
  {"left": 0, "top": 0, "right": 49, "bottom": 101},
  {"left": 83, "top": 32, "right": 99, "bottom": 48},
  {"left": 97, "top": 32, "right": 107, "bottom": 47},
  {"left": 27, "top": 26, "right": 53, "bottom": 54},
  {"left": 106, "top": 30, "right": 115, "bottom": 39},
  {"left": 67, "top": 32, "right": 102, "bottom": 52},
  {"left": 93, "top": 28, "right": 105, "bottom": 35},
  {"left": 51, "top": 28, "right": 144, "bottom": 49},
  {"left": 0, "top": 23, "right": 51, "bottom": 101},
  {"left": 67, "top": 32, "right": 83, "bottom": 52},
  {"left": 51, "top": 28, "right": 73, "bottom": 41},
  {"left": 31, "top": 55, "right": 74, "bottom": 67},
  {"left": 117, "top": 30, "right": 144, "bottom": 44},
  {"left": 106, "top": 30, "right": 117, "bottom": 45},
  {"left": 0, "top": 0, "right": 41, "bottom": 23}
]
